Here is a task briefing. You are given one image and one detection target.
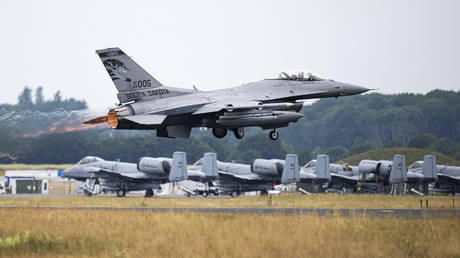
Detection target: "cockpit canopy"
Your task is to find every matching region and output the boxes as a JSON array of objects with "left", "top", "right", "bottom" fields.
[
  {"left": 76, "top": 156, "right": 104, "bottom": 165},
  {"left": 409, "top": 161, "right": 424, "bottom": 169},
  {"left": 271, "top": 69, "right": 325, "bottom": 81}
]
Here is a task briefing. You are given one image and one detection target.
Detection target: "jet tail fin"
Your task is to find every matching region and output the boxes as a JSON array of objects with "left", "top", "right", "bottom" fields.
[
  {"left": 315, "top": 154, "right": 331, "bottom": 181},
  {"left": 389, "top": 155, "right": 407, "bottom": 184},
  {"left": 281, "top": 154, "right": 300, "bottom": 184},
  {"left": 96, "top": 47, "right": 195, "bottom": 103},
  {"left": 422, "top": 155, "right": 437, "bottom": 181},
  {"left": 202, "top": 152, "right": 218, "bottom": 180},
  {"left": 169, "top": 152, "right": 188, "bottom": 182}
]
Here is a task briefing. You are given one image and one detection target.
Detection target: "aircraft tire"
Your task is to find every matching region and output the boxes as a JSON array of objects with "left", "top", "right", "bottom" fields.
[
  {"left": 145, "top": 189, "right": 154, "bottom": 197},
  {"left": 116, "top": 189, "right": 126, "bottom": 197},
  {"left": 231, "top": 191, "right": 239, "bottom": 198},
  {"left": 233, "top": 127, "right": 244, "bottom": 139},
  {"left": 212, "top": 128, "right": 227, "bottom": 138},
  {"left": 202, "top": 192, "right": 208, "bottom": 198},
  {"left": 269, "top": 130, "right": 279, "bottom": 140}
]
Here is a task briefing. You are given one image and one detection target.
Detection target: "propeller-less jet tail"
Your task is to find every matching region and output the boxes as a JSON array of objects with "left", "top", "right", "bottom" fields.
[
  {"left": 389, "top": 155, "right": 407, "bottom": 184},
  {"left": 281, "top": 154, "right": 300, "bottom": 184},
  {"left": 422, "top": 155, "right": 437, "bottom": 181},
  {"left": 169, "top": 151, "right": 188, "bottom": 182},
  {"left": 202, "top": 152, "right": 218, "bottom": 180},
  {"left": 315, "top": 154, "right": 331, "bottom": 180}
]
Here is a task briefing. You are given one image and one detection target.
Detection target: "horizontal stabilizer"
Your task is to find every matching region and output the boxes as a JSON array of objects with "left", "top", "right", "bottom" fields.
[{"left": 123, "top": 114, "right": 167, "bottom": 125}]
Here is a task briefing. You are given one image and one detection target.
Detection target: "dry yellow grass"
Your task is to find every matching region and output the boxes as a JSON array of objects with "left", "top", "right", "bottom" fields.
[
  {"left": 0, "top": 194, "right": 459, "bottom": 209},
  {"left": 0, "top": 209, "right": 459, "bottom": 257}
]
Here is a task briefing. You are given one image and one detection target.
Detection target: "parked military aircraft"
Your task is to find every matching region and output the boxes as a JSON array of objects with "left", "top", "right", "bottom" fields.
[
  {"left": 327, "top": 155, "right": 407, "bottom": 193},
  {"left": 63, "top": 152, "right": 188, "bottom": 197},
  {"left": 296, "top": 155, "right": 331, "bottom": 192},
  {"left": 406, "top": 155, "right": 437, "bottom": 194},
  {"left": 85, "top": 47, "right": 369, "bottom": 140},
  {"left": 214, "top": 154, "right": 300, "bottom": 197}
]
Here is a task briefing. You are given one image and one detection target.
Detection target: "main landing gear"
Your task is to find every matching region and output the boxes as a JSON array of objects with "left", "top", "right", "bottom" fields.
[
  {"left": 116, "top": 189, "right": 126, "bottom": 197},
  {"left": 233, "top": 127, "right": 244, "bottom": 139},
  {"left": 269, "top": 129, "right": 279, "bottom": 140}
]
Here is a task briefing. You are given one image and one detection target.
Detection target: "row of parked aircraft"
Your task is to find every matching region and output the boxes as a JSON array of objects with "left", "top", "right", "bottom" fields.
[{"left": 63, "top": 152, "right": 460, "bottom": 197}]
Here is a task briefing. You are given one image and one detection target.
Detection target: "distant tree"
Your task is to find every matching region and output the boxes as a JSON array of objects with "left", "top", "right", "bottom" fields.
[
  {"left": 35, "top": 87, "right": 44, "bottom": 105},
  {"left": 298, "top": 147, "right": 313, "bottom": 166},
  {"left": 53, "top": 91, "right": 62, "bottom": 103},
  {"left": 408, "top": 134, "right": 436, "bottom": 149},
  {"left": 326, "top": 146, "right": 349, "bottom": 162},
  {"left": 18, "top": 87, "right": 33, "bottom": 108},
  {"left": 349, "top": 142, "right": 373, "bottom": 156},
  {"left": 433, "top": 137, "right": 456, "bottom": 157},
  {"left": 385, "top": 139, "right": 405, "bottom": 148}
]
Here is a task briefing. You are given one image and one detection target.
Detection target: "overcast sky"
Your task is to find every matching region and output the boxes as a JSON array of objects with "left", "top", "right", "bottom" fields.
[{"left": 1, "top": 0, "right": 459, "bottom": 109}]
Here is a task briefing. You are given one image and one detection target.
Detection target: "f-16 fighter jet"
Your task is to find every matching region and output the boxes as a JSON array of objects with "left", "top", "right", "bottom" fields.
[
  {"left": 63, "top": 152, "right": 188, "bottom": 197},
  {"left": 85, "top": 47, "right": 369, "bottom": 140}
]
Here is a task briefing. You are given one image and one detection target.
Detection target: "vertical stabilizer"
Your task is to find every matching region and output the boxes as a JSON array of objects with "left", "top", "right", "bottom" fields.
[
  {"left": 202, "top": 152, "right": 218, "bottom": 180},
  {"left": 315, "top": 155, "right": 331, "bottom": 181},
  {"left": 389, "top": 155, "right": 407, "bottom": 184},
  {"left": 169, "top": 152, "right": 188, "bottom": 182},
  {"left": 281, "top": 154, "right": 300, "bottom": 184},
  {"left": 423, "top": 155, "right": 437, "bottom": 181}
]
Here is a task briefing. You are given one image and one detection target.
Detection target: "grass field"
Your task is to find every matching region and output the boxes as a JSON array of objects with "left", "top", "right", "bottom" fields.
[
  {"left": 0, "top": 208, "right": 459, "bottom": 257},
  {"left": 0, "top": 194, "right": 459, "bottom": 209}
]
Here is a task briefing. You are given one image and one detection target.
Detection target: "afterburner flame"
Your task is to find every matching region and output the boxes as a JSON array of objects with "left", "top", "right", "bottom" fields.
[
  {"left": 108, "top": 109, "right": 118, "bottom": 128},
  {"left": 21, "top": 118, "right": 108, "bottom": 138}
]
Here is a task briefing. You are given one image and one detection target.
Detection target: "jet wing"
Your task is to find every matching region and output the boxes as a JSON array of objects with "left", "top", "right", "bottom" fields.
[
  {"left": 84, "top": 167, "right": 150, "bottom": 180},
  {"left": 218, "top": 171, "right": 268, "bottom": 182},
  {"left": 331, "top": 173, "right": 360, "bottom": 182},
  {"left": 438, "top": 173, "right": 460, "bottom": 182}
]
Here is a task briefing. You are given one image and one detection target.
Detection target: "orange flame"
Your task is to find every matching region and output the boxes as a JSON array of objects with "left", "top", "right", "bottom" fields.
[{"left": 21, "top": 118, "right": 108, "bottom": 138}]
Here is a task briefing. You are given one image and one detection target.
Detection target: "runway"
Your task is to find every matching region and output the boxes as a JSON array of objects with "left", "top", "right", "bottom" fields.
[{"left": 1, "top": 206, "right": 459, "bottom": 218}]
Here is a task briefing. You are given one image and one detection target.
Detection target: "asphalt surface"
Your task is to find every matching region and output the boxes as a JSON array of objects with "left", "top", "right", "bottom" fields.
[{"left": 1, "top": 206, "right": 459, "bottom": 218}]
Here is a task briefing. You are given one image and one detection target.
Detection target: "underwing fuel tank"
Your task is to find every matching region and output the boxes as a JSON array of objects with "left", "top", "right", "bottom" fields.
[{"left": 216, "top": 110, "right": 303, "bottom": 128}]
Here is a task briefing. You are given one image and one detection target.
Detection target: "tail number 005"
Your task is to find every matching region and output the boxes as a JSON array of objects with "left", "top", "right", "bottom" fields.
[{"left": 133, "top": 80, "right": 151, "bottom": 88}]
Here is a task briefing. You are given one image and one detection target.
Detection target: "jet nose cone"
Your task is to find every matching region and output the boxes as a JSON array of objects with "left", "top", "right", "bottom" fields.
[{"left": 341, "top": 83, "right": 370, "bottom": 96}]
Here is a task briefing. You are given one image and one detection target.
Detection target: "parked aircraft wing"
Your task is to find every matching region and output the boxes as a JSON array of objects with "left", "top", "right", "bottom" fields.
[
  {"left": 330, "top": 173, "right": 360, "bottom": 182},
  {"left": 218, "top": 171, "right": 266, "bottom": 182},
  {"left": 84, "top": 166, "right": 149, "bottom": 179},
  {"left": 437, "top": 174, "right": 460, "bottom": 182},
  {"left": 169, "top": 151, "right": 188, "bottom": 182},
  {"left": 281, "top": 154, "right": 300, "bottom": 184}
]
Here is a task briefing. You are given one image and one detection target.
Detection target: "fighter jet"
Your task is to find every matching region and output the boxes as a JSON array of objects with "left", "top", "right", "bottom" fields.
[
  {"left": 63, "top": 152, "right": 188, "bottom": 197},
  {"left": 85, "top": 47, "right": 369, "bottom": 140}
]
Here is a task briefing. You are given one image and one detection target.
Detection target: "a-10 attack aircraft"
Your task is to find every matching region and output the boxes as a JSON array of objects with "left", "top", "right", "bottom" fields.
[
  {"left": 85, "top": 47, "right": 369, "bottom": 140},
  {"left": 189, "top": 154, "right": 300, "bottom": 197},
  {"left": 63, "top": 152, "right": 199, "bottom": 197}
]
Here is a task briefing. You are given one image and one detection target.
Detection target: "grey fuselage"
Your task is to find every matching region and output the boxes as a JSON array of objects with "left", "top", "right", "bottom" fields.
[{"left": 115, "top": 79, "right": 367, "bottom": 130}]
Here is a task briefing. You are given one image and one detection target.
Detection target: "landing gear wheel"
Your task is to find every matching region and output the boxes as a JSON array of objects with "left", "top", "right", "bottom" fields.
[
  {"left": 233, "top": 127, "right": 244, "bottom": 139},
  {"left": 212, "top": 128, "right": 227, "bottom": 138},
  {"left": 269, "top": 130, "right": 279, "bottom": 140},
  {"left": 231, "top": 191, "right": 239, "bottom": 198},
  {"left": 202, "top": 192, "right": 208, "bottom": 198},
  {"left": 116, "top": 189, "right": 126, "bottom": 197},
  {"left": 145, "top": 189, "right": 154, "bottom": 197}
]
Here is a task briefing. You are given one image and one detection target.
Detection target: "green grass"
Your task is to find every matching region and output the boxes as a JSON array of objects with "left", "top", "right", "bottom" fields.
[{"left": 339, "top": 147, "right": 460, "bottom": 166}]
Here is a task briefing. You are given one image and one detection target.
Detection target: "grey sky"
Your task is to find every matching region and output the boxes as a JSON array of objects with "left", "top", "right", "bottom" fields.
[{"left": 1, "top": 0, "right": 459, "bottom": 109}]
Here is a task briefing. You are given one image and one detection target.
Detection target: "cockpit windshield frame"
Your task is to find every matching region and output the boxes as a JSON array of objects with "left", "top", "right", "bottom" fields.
[
  {"left": 77, "top": 157, "right": 103, "bottom": 165},
  {"left": 272, "top": 69, "right": 325, "bottom": 81}
]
